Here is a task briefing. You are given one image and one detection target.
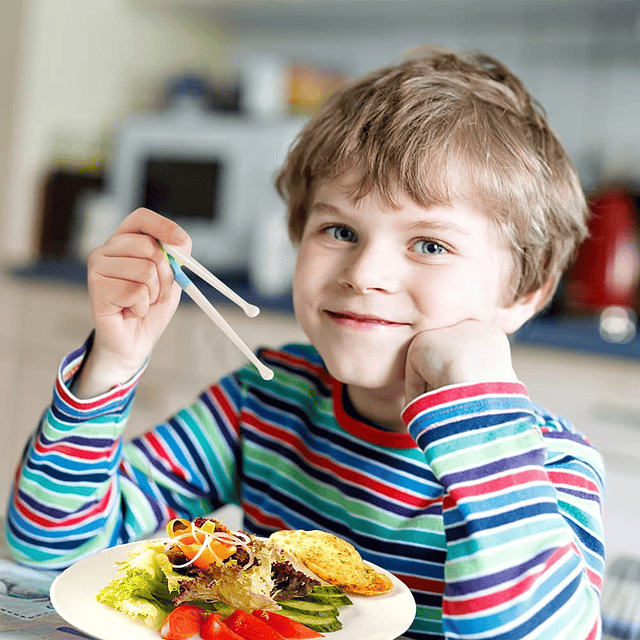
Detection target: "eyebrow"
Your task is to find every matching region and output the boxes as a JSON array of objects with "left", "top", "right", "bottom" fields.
[
  {"left": 406, "top": 219, "right": 471, "bottom": 237},
  {"left": 310, "top": 201, "right": 471, "bottom": 237},
  {"left": 310, "top": 202, "right": 347, "bottom": 216}
]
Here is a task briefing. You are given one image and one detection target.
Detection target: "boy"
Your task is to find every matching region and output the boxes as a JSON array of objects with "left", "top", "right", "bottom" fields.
[{"left": 6, "top": 47, "right": 604, "bottom": 639}]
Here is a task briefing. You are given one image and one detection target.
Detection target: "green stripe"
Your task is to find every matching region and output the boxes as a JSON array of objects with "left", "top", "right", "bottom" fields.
[
  {"left": 7, "top": 507, "right": 122, "bottom": 569},
  {"left": 21, "top": 466, "right": 107, "bottom": 501},
  {"left": 428, "top": 419, "right": 533, "bottom": 458},
  {"left": 181, "top": 404, "right": 236, "bottom": 502},
  {"left": 430, "top": 428, "right": 541, "bottom": 476},
  {"left": 244, "top": 443, "right": 445, "bottom": 547},
  {"left": 44, "top": 412, "right": 126, "bottom": 437},
  {"left": 411, "top": 605, "right": 443, "bottom": 633},
  {"left": 446, "top": 525, "right": 571, "bottom": 577}
]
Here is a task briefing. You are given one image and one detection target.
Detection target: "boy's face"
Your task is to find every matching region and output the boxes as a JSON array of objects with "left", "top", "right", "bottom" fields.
[{"left": 292, "top": 176, "right": 527, "bottom": 393}]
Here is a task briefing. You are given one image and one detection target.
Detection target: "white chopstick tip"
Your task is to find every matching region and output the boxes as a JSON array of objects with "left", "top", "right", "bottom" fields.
[
  {"left": 245, "top": 304, "right": 260, "bottom": 318},
  {"left": 259, "top": 366, "right": 275, "bottom": 381}
]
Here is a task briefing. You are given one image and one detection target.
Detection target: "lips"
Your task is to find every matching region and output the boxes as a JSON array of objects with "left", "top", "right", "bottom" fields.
[{"left": 324, "top": 310, "right": 407, "bottom": 328}]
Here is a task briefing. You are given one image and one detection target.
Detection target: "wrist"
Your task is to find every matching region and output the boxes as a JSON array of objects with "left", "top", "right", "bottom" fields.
[
  {"left": 442, "top": 362, "right": 519, "bottom": 387},
  {"left": 72, "top": 343, "right": 148, "bottom": 399}
]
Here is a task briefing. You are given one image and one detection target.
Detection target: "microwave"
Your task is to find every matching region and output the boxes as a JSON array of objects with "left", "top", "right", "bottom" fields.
[{"left": 109, "top": 111, "right": 306, "bottom": 272}]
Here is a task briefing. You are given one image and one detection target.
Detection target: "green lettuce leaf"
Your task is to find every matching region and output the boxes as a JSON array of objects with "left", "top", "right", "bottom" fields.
[{"left": 96, "top": 540, "right": 192, "bottom": 629}]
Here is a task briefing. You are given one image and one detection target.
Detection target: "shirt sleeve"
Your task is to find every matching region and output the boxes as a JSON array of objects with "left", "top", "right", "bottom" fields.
[
  {"left": 4, "top": 340, "right": 243, "bottom": 570},
  {"left": 402, "top": 381, "right": 605, "bottom": 640}
]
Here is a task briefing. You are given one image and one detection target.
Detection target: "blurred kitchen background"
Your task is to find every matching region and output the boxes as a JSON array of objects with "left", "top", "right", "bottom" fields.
[{"left": 1, "top": 0, "right": 640, "bottom": 632}]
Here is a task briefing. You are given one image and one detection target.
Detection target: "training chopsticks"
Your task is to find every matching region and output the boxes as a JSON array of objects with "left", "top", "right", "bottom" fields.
[{"left": 160, "top": 242, "right": 274, "bottom": 381}]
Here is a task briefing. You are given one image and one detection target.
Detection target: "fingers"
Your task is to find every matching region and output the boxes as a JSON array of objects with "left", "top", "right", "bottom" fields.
[
  {"left": 117, "top": 208, "right": 192, "bottom": 253},
  {"left": 100, "top": 232, "right": 175, "bottom": 298},
  {"left": 88, "top": 209, "right": 191, "bottom": 316},
  {"left": 92, "top": 273, "right": 154, "bottom": 319}
]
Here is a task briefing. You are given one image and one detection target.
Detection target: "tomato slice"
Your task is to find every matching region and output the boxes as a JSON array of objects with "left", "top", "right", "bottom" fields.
[
  {"left": 225, "top": 610, "right": 286, "bottom": 640},
  {"left": 160, "top": 604, "right": 208, "bottom": 640},
  {"left": 252, "top": 610, "right": 323, "bottom": 639},
  {"left": 201, "top": 614, "right": 246, "bottom": 640}
]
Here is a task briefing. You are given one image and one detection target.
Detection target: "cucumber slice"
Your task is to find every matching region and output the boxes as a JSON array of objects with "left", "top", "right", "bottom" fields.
[
  {"left": 303, "top": 592, "right": 353, "bottom": 607},
  {"left": 304, "top": 585, "right": 353, "bottom": 607},
  {"left": 279, "top": 599, "right": 339, "bottom": 617},
  {"left": 277, "top": 609, "right": 343, "bottom": 633},
  {"left": 309, "top": 586, "right": 345, "bottom": 595},
  {"left": 304, "top": 593, "right": 353, "bottom": 607}
]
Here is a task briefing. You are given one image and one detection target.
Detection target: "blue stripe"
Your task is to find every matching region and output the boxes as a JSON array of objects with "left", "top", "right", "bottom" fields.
[
  {"left": 248, "top": 385, "right": 434, "bottom": 487},
  {"left": 25, "top": 458, "right": 111, "bottom": 483},
  {"left": 446, "top": 502, "right": 560, "bottom": 542},
  {"left": 244, "top": 428, "right": 427, "bottom": 518},
  {"left": 440, "top": 447, "right": 546, "bottom": 486}
]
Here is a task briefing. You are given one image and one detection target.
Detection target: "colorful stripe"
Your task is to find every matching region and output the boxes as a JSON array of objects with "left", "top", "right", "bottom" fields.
[{"left": 5, "top": 343, "right": 605, "bottom": 639}]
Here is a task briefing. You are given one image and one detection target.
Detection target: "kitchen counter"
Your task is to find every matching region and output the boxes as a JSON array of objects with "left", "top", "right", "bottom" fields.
[{"left": 9, "top": 259, "right": 640, "bottom": 360}]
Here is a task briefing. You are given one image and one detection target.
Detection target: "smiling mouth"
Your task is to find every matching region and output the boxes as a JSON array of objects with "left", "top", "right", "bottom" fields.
[{"left": 325, "top": 311, "right": 407, "bottom": 327}]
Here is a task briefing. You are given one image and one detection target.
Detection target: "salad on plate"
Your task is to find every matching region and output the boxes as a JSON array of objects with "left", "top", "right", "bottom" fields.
[{"left": 96, "top": 517, "right": 393, "bottom": 640}]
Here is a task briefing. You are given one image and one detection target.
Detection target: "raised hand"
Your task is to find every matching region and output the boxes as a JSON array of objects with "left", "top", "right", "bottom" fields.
[
  {"left": 74, "top": 208, "right": 191, "bottom": 398},
  {"left": 404, "top": 320, "right": 519, "bottom": 402}
]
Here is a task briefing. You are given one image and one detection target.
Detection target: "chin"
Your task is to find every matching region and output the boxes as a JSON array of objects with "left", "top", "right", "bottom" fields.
[{"left": 318, "top": 343, "right": 406, "bottom": 390}]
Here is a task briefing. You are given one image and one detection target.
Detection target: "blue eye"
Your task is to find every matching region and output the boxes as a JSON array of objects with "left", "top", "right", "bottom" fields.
[
  {"left": 326, "top": 226, "right": 357, "bottom": 242},
  {"left": 413, "top": 240, "right": 447, "bottom": 255}
]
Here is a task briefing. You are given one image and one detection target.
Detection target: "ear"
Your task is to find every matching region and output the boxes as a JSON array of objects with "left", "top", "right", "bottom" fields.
[{"left": 493, "top": 279, "right": 555, "bottom": 335}]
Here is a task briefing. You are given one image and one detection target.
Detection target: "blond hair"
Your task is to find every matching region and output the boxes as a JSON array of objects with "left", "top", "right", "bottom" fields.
[{"left": 276, "top": 46, "right": 589, "bottom": 306}]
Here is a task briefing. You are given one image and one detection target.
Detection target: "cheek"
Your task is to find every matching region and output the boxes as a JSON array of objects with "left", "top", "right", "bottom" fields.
[
  {"left": 292, "top": 245, "right": 327, "bottom": 325},
  {"left": 293, "top": 247, "right": 315, "bottom": 299}
]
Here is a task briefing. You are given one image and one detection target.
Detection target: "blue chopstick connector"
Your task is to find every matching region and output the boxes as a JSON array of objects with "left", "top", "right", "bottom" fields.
[{"left": 164, "top": 250, "right": 192, "bottom": 290}]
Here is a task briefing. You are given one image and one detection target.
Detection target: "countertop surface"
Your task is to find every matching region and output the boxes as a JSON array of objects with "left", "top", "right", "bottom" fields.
[{"left": 8, "top": 259, "right": 640, "bottom": 360}]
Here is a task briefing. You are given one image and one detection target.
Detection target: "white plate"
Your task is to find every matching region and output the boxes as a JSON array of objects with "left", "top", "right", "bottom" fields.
[{"left": 50, "top": 540, "right": 416, "bottom": 640}]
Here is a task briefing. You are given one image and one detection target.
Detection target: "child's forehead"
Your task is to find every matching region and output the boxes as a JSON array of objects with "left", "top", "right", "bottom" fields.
[{"left": 312, "top": 172, "right": 477, "bottom": 216}]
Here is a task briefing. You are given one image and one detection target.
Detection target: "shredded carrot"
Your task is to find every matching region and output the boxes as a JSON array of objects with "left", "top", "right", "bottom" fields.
[{"left": 165, "top": 518, "right": 237, "bottom": 569}]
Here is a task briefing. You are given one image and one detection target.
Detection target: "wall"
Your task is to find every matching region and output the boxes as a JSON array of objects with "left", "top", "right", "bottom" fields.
[
  {"left": 223, "top": 0, "right": 640, "bottom": 188},
  {"left": 0, "top": 0, "right": 24, "bottom": 258},
  {"left": 2, "top": 0, "right": 232, "bottom": 264}
]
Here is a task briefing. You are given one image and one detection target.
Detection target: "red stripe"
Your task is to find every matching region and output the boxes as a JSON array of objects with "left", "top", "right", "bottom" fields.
[
  {"left": 446, "top": 468, "right": 549, "bottom": 501},
  {"left": 244, "top": 412, "right": 426, "bottom": 507},
  {"left": 547, "top": 470, "right": 599, "bottom": 494},
  {"left": 34, "top": 438, "right": 119, "bottom": 460},
  {"left": 259, "top": 349, "right": 331, "bottom": 383},
  {"left": 402, "top": 381, "right": 528, "bottom": 424},
  {"left": 442, "top": 543, "right": 572, "bottom": 615},
  {"left": 209, "top": 385, "right": 241, "bottom": 436},
  {"left": 585, "top": 565, "right": 603, "bottom": 591},
  {"left": 243, "top": 502, "right": 289, "bottom": 531},
  {"left": 15, "top": 483, "right": 114, "bottom": 528},
  {"left": 55, "top": 375, "right": 138, "bottom": 412},
  {"left": 586, "top": 618, "right": 599, "bottom": 640},
  {"left": 144, "top": 433, "right": 185, "bottom": 479},
  {"left": 397, "top": 573, "right": 445, "bottom": 595},
  {"left": 332, "top": 383, "right": 416, "bottom": 449}
]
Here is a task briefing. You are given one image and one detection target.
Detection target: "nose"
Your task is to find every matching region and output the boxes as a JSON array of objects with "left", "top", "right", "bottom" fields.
[{"left": 338, "top": 242, "right": 401, "bottom": 294}]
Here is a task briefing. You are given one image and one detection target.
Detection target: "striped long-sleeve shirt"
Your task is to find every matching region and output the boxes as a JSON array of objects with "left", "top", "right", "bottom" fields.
[{"left": 6, "top": 342, "right": 605, "bottom": 639}]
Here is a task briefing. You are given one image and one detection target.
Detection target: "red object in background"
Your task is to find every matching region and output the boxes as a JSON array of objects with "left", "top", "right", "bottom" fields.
[{"left": 566, "top": 189, "right": 640, "bottom": 312}]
